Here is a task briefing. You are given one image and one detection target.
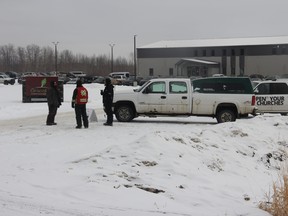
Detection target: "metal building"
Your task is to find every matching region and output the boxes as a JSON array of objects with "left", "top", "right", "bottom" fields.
[{"left": 137, "top": 36, "right": 288, "bottom": 78}]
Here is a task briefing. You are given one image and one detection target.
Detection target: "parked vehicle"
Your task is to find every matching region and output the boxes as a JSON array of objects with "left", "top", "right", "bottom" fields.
[
  {"left": 80, "top": 76, "right": 95, "bottom": 84},
  {"left": 66, "top": 78, "right": 78, "bottom": 84},
  {"left": 110, "top": 74, "right": 126, "bottom": 85},
  {"left": 122, "top": 76, "right": 143, "bottom": 86},
  {"left": 108, "top": 72, "right": 130, "bottom": 85},
  {"left": 138, "top": 76, "right": 158, "bottom": 86},
  {"left": 67, "top": 71, "right": 86, "bottom": 78},
  {"left": 254, "top": 79, "right": 288, "bottom": 115},
  {"left": 18, "top": 72, "right": 38, "bottom": 84},
  {"left": 93, "top": 76, "right": 105, "bottom": 84},
  {"left": 0, "top": 74, "right": 15, "bottom": 85},
  {"left": 112, "top": 77, "right": 257, "bottom": 123},
  {"left": 5, "top": 71, "right": 19, "bottom": 79},
  {"left": 57, "top": 73, "right": 70, "bottom": 84},
  {"left": 249, "top": 74, "right": 265, "bottom": 80},
  {"left": 109, "top": 72, "right": 130, "bottom": 79}
]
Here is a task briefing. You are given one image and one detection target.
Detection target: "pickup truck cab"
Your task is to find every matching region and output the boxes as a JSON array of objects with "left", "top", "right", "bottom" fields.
[
  {"left": 113, "top": 77, "right": 256, "bottom": 123},
  {"left": 254, "top": 79, "right": 288, "bottom": 115}
]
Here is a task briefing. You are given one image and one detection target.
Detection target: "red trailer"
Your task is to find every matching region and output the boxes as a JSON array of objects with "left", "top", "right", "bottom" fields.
[{"left": 22, "top": 76, "right": 63, "bottom": 103}]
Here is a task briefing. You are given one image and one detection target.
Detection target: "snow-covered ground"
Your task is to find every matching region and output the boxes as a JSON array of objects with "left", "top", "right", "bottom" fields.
[{"left": 0, "top": 82, "right": 287, "bottom": 216}]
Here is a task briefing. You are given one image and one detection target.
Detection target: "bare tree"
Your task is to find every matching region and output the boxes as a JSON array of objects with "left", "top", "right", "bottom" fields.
[
  {"left": 0, "top": 44, "right": 17, "bottom": 71},
  {"left": 26, "top": 44, "right": 41, "bottom": 72},
  {"left": 0, "top": 44, "right": 133, "bottom": 76}
]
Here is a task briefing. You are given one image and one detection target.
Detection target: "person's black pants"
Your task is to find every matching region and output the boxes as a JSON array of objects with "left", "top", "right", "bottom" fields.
[
  {"left": 105, "top": 105, "right": 113, "bottom": 124},
  {"left": 75, "top": 104, "right": 88, "bottom": 128},
  {"left": 46, "top": 105, "right": 58, "bottom": 124}
]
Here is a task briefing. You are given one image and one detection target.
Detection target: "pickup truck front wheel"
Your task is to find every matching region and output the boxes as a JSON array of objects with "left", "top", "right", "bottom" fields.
[
  {"left": 115, "top": 105, "right": 134, "bottom": 122},
  {"left": 216, "top": 109, "right": 236, "bottom": 123}
]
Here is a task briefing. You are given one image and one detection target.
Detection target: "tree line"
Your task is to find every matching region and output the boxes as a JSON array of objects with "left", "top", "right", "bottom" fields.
[{"left": 0, "top": 44, "right": 134, "bottom": 76}]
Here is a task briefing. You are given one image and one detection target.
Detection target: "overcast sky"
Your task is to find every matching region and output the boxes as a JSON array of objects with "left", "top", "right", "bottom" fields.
[{"left": 1, "top": 0, "right": 288, "bottom": 58}]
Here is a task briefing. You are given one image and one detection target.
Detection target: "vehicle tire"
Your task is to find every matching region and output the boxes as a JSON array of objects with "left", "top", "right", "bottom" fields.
[
  {"left": 216, "top": 109, "right": 236, "bottom": 123},
  {"left": 10, "top": 79, "right": 15, "bottom": 85},
  {"left": 115, "top": 105, "right": 134, "bottom": 122},
  {"left": 4, "top": 80, "right": 8, "bottom": 85},
  {"left": 280, "top": 113, "right": 288, "bottom": 116}
]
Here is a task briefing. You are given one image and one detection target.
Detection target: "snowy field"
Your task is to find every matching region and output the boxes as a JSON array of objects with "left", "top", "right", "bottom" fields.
[{"left": 0, "top": 82, "right": 287, "bottom": 216}]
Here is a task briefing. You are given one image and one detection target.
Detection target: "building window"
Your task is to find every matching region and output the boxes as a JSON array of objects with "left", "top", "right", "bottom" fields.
[
  {"left": 231, "top": 52, "right": 236, "bottom": 76},
  {"left": 149, "top": 68, "right": 154, "bottom": 76},
  {"left": 222, "top": 49, "right": 227, "bottom": 56},
  {"left": 169, "top": 68, "right": 173, "bottom": 76},
  {"left": 194, "top": 50, "right": 198, "bottom": 56},
  {"left": 202, "top": 50, "right": 206, "bottom": 56},
  {"left": 211, "top": 50, "right": 215, "bottom": 56},
  {"left": 282, "top": 47, "right": 286, "bottom": 54},
  {"left": 272, "top": 47, "right": 277, "bottom": 55},
  {"left": 240, "top": 51, "right": 245, "bottom": 76}
]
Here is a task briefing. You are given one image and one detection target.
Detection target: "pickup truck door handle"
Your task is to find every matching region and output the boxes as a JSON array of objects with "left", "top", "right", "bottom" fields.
[
  {"left": 182, "top": 96, "right": 187, "bottom": 99},
  {"left": 161, "top": 96, "right": 166, "bottom": 99}
]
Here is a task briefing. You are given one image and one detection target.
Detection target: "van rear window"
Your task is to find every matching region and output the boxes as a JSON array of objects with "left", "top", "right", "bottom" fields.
[{"left": 257, "top": 83, "right": 288, "bottom": 94}]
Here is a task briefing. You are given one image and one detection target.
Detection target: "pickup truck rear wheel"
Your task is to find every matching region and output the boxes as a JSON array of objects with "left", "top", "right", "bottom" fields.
[
  {"left": 216, "top": 109, "right": 236, "bottom": 123},
  {"left": 115, "top": 105, "right": 134, "bottom": 122}
]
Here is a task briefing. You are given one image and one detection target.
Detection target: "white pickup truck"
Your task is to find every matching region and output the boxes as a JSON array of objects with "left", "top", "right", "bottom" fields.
[{"left": 112, "top": 77, "right": 257, "bottom": 123}]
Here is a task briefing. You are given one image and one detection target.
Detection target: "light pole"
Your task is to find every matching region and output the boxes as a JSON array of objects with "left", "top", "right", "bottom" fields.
[
  {"left": 134, "top": 35, "right": 137, "bottom": 80},
  {"left": 52, "top": 42, "right": 59, "bottom": 74},
  {"left": 109, "top": 43, "right": 115, "bottom": 73}
]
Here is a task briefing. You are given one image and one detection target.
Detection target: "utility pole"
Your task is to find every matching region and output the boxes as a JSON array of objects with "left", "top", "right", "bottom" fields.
[
  {"left": 134, "top": 35, "right": 137, "bottom": 80},
  {"left": 109, "top": 43, "right": 115, "bottom": 73},
  {"left": 52, "top": 42, "right": 59, "bottom": 74}
]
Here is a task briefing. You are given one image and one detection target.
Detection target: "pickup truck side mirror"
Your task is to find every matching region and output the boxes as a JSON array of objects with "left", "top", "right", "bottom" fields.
[
  {"left": 254, "top": 88, "right": 259, "bottom": 94},
  {"left": 193, "top": 87, "right": 201, "bottom": 93}
]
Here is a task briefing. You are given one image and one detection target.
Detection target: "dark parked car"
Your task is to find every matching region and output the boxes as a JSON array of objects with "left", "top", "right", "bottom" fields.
[
  {"left": 80, "top": 76, "right": 95, "bottom": 84},
  {"left": 138, "top": 76, "right": 158, "bottom": 86},
  {"left": 93, "top": 76, "right": 105, "bottom": 84},
  {"left": 5, "top": 71, "right": 19, "bottom": 79},
  {"left": 122, "top": 75, "right": 143, "bottom": 86}
]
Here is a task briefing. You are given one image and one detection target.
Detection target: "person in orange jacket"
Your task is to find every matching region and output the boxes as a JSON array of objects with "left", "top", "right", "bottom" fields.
[{"left": 71, "top": 79, "right": 89, "bottom": 129}]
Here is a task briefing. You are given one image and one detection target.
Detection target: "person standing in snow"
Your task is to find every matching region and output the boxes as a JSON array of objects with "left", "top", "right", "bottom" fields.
[
  {"left": 71, "top": 79, "right": 89, "bottom": 129},
  {"left": 101, "top": 77, "right": 114, "bottom": 126},
  {"left": 46, "top": 80, "right": 61, "bottom": 125}
]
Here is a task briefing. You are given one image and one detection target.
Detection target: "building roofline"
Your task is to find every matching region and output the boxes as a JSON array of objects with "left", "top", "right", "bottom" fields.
[{"left": 139, "top": 36, "right": 288, "bottom": 49}]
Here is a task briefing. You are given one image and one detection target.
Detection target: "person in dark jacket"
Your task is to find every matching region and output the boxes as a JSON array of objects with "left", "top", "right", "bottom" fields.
[
  {"left": 46, "top": 80, "right": 61, "bottom": 125},
  {"left": 71, "top": 79, "right": 89, "bottom": 129},
  {"left": 101, "top": 77, "right": 114, "bottom": 126}
]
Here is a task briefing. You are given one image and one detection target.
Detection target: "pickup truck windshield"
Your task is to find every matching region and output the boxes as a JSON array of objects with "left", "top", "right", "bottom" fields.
[{"left": 135, "top": 81, "right": 151, "bottom": 92}]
